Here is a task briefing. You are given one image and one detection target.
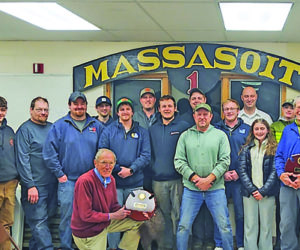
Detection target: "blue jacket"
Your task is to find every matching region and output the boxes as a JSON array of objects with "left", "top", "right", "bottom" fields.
[
  {"left": 0, "top": 119, "right": 18, "bottom": 183},
  {"left": 16, "top": 120, "right": 56, "bottom": 188},
  {"left": 43, "top": 113, "right": 103, "bottom": 181},
  {"left": 215, "top": 118, "right": 250, "bottom": 173},
  {"left": 275, "top": 122, "right": 300, "bottom": 185},
  {"left": 99, "top": 120, "right": 151, "bottom": 189},
  {"left": 149, "top": 114, "right": 190, "bottom": 181},
  {"left": 238, "top": 141, "right": 279, "bottom": 197}
]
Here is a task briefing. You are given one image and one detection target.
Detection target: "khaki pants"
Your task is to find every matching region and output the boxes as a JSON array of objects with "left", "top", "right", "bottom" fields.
[
  {"left": 0, "top": 179, "right": 18, "bottom": 250},
  {"left": 73, "top": 218, "right": 143, "bottom": 250}
]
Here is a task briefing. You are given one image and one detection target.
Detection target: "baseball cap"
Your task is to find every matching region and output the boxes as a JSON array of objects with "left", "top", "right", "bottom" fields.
[
  {"left": 282, "top": 99, "right": 293, "bottom": 107},
  {"left": 95, "top": 96, "right": 112, "bottom": 107},
  {"left": 189, "top": 88, "right": 205, "bottom": 98},
  {"left": 193, "top": 103, "right": 212, "bottom": 113},
  {"left": 140, "top": 88, "right": 155, "bottom": 98},
  {"left": 116, "top": 97, "right": 134, "bottom": 111},
  {"left": 68, "top": 91, "right": 87, "bottom": 104}
]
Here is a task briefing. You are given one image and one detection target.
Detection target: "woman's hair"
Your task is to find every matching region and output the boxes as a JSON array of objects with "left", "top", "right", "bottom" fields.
[{"left": 243, "top": 118, "right": 277, "bottom": 155}]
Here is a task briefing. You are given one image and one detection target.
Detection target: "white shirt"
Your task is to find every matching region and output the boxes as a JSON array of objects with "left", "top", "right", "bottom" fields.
[{"left": 238, "top": 108, "right": 273, "bottom": 126}]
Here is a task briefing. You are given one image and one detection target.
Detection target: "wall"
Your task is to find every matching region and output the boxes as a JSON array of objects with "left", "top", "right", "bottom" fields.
[{"left": 0, "top": 41, "right": 299, "bottom": 129}]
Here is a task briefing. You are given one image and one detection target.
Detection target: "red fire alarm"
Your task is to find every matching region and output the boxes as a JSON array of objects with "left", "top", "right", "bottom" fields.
[{"left": 33, "top": 63, "right": 44, "bottom": 74}]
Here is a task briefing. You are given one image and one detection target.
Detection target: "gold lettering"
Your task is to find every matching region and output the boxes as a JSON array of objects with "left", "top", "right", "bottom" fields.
[
  {"left": 259, "top": 55, "right": 279, "bottom": 80},
  {"left": 240, "top": 51, "right": 260, "bottom": 73},
  {"left": 186, "top": 46, "right": 213, "bottom": 69},
  {"left": 162, "top": 46, "right": 185, "bottom": 68},
  {"left": 278, "top": 59, "right": 300, "bottom": 86},
  {"left": 214, "top": 47, "right": 238, "bottom": 70},
  {"left": 137, "top": 48, "right": 160, "bottom": 71},
  {"left": 83, "top": 60, "right": 109, "bottom": 88},
  {"left": 111, "top": 55, "right": 137, "bottom": 79}
]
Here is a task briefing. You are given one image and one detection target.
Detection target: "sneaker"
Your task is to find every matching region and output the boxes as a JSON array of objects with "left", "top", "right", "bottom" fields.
[
  {"left": 238, "top": 248, "right": 244, "bottom": 250},
  {"left": 214, "top": 248, "right": 223, "bottom": 250}
]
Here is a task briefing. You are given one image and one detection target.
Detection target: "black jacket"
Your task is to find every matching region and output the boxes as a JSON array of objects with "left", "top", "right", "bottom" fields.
[{"left": 238, "top": 141, "right": 279, "bottom": 197}]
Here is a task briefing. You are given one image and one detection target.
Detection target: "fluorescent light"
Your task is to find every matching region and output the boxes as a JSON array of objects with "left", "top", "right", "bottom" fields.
[
  {"left": 219, "top": 2, "right": 292, "bottom": 31},
  {"left": 0, "top": 2, "right": 100, "bottom": 30}
]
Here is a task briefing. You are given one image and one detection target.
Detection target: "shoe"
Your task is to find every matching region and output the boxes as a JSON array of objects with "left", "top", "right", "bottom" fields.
[
  {"left": 238, "top": 248, "right": 244, "bottom": 250},
  {"left": 214, "top": 248, "right": 223, "bottom": 250},
  {"left": 192, "top": 241, "right": 203, "bottom": 250}
]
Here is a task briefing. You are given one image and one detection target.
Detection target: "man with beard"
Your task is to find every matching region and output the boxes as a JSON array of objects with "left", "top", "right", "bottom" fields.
[
  {"left": 149, "top": 95, "right": 190, "bottom": 249},
  {"left": 175, "top": 103, "right": 232, "bottom": 250},
  {"left": 16, "top": 97, "right": 57, "bottom": 250},
  {"left": 238, "top": 86, "right": 272, "bottom": 126},
  {"left": 94, "top": 96, "right": 114, "bottom": 127},
  {"left": 43, "top": 91, "right": 104, "bottom": 250},
  {"left": 133, "top": 87, "right": 158, "bottom": 129},
  {"left": 99, "top": 97, "right": 150, "bottom": 250},
  {"left": 214, "top": 99, "right": 250, "bottom": 250}
]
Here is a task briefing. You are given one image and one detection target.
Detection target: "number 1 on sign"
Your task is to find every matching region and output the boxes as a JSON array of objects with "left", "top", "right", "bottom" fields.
[{"left": 186, "top": 71, "right": 199, "bottom": 94}]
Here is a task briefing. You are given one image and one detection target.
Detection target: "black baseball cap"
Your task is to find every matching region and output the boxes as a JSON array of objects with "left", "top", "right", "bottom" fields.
[
  {"left": 189, "top": 88, "right": 205, "bottom": 98},
  {"left": 68, "top": 91, "right": 87, "bottom": 104},
  {"left": 96, "top": 96, "right": 112, "bottom": 107}
]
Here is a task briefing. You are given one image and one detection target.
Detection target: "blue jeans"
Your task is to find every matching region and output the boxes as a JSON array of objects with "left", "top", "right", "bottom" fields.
[
  {"left": 21, "top": 183, "right": 57, "bottom": 250},
  {"left": 177, "top": 187, "right": 233, "bottom": 250},
  {"left": 108, "top": 186, "right": 142, "bottom": 249},
  {"left": 58, "top": 180, "right": 75, "bottom": 250},
  {"left": 215, "top": 181, "right": 244, "bottom": 248}
]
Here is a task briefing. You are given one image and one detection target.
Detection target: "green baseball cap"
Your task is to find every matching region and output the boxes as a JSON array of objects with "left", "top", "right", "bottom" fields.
[{"left": 193, "top": 103, "right": 212, "bottom": 113}]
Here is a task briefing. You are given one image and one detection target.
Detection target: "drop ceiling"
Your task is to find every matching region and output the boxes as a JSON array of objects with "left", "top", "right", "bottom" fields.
[{"left": 0, "top": 0, "right": 299, "bottom": 42}]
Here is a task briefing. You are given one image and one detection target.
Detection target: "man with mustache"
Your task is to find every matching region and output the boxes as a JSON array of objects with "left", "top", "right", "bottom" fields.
[{"left": 43, "top": 91, "right": 104, "bottom": 250}]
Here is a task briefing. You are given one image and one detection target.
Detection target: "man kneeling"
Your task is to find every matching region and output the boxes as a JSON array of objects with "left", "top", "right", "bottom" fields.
[{"left": 71, "top": 148, "right": 143, "bottom": 250}]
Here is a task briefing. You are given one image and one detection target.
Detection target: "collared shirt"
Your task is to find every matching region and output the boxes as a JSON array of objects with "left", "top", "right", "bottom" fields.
[
  {"left": 93, "top": 168, "right": 111, "bottom": 188},
  {"left": 238, "top": 108, "right": 273, "bottom": 126}
]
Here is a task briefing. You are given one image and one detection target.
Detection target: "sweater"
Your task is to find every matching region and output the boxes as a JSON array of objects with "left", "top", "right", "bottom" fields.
[
  {"left": 174, "top": 125, "right": 230, "bottom": 191},
  {"left": 149, "top": 114, "right": 190, "bottom": 181},
  {"left": 16, "top": 120, "right": 56, "bottom": 188},
  {"left": 71, "top": 169, "right": 121, "bottom": 238}
]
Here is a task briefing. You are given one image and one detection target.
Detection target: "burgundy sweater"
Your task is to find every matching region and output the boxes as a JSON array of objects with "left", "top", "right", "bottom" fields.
[{"left": 71, "top": 169, "right": 121, "bottom": 238}]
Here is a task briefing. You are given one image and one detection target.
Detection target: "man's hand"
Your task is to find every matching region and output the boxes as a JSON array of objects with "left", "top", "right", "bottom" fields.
[
  {"left": 28, "top": 187, "right": 39, "bottom": 204},
  {"left": 252, "top": 190, "right": 263, "bottom": 201},
  {"left": 193, "top": 174, "right": 216, "bottom": 191},
  {"left": 224, "top": 170, "right": 239, "bottom": 181},
  {"left": 280, "top": 172, "right": 296, "bottom": 187},
  {"left": 292, "top": 174, "right": 300, "bottom": 189},
  {"left": 58, "top": 175, "right": 68, "bottom": 183},
  {"left": 118, "top": 167, "right": 132, "bottom": 178},
  {"left": 230, "top": 170, "right": 239, "bottom": 181},
  {"left": 109, "top": 206, "right": 131, "bottom": 220}
]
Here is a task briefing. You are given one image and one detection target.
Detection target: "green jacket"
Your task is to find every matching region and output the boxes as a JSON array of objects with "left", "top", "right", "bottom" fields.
[
  {"left": 270, "top": 118, "right": 294, "bottom": 143},
  {"left": 174, "top": 125, "right": 230, "bottom": 191}
]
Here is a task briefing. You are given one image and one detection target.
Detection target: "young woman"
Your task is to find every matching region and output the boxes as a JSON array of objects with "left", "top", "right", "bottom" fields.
[{"left": 238, "top": 118, "right": 279, "bottom": 250}]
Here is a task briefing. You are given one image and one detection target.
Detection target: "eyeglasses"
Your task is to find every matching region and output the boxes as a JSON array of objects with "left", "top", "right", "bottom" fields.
[
  {"left": 34, "top": 108, "right": 49, "bottom": 113},
  {"left": 98, "top": 161, "right": 114, "bottom": 167},
  {"left": 223, "top": 107, "right": 238, "bottom": 112}
]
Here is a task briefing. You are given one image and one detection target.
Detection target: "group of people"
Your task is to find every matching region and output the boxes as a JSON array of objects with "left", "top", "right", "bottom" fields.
[{"left": 0, "top": 85, "right": 299, "bottom": 250}]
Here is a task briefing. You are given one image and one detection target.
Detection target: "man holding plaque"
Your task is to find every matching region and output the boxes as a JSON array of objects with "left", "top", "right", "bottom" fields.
[
  {"left": 71, "top": 148, "right": 143, "bottom": 250},
  {"left": 275, "top": 96, "right": 300, "bottom": 250}
]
